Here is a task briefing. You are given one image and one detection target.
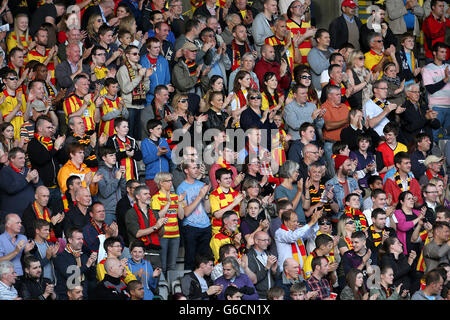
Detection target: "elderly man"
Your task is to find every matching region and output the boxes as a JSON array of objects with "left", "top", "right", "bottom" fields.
[
  {"left": 221, "top": 13, "right": 242, "bottom": 45},
  {"left": 364, "top": 32, "right": 397, "bottom": 75},
  {"left": 58, "top": 27, "right": 85, "bottom": 61},
  {"left": 360, "top": 5, "right": 397, "bottom": 54},
  {"left": 329, "top": 0, "right": 362, "bottom": 50},
  {"left": 64, "top": 187, "right": 93, "bottom": 236},
  {"left": 401, "top": 83, "right": 440, "bottom": 146},
  {"left": 0, "top": 148, "right": 41, "bottom": 219},
  {"left": 210, "top": 211, "right": 242, "bottom": 263},
  {"left": 419, "top": 155, "right": 446, "bottom": 186},
  {"left": 22, "top": 186, "right": 64, "bottom": 242},
  {"left": 320, "top": 64, "right": 353, "bottom": 105},
  {"left": 0, "top": 214, "right": 35, "bottom": 276},
  {"left": 274, "top": 258, "right": 302, "bottom": 300},
  {"left": 0, "top": 261, "right": 21, "bottom": 300},
  {"left": 94, "top": 257, "right": 129, "bottom": 300},
  {"left": 55, "top": 43, "right": 90, "bottom": 92}
]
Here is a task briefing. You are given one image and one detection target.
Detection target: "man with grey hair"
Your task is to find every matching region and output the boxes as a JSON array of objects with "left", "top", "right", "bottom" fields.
[
  {"left": 94, "top": 258, "right": 129, "bottom": 300},
  {"left": 400, "top": 82, "right": 440, "bottom": 145},
  {"left": 0, "top": 261, "right": 21, "bottom": 300},
  {"left": 0, "top": 214, "right": 35, "bottom": 276},
  {"left": 364, "top": 32, "right": 397, "bottom": 74}
]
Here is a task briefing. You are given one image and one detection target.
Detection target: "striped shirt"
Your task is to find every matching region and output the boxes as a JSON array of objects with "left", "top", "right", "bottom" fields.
[
  {"left": 151, "top": 191, "right": 180, "bottom": 238},
  {"left": 209, "top": 186, "right": 240, "bottom": 235},
  {"left": 100, "top": 96, "right": 122, "bottom": 137},
  {"left": 27, "top": 48, "right": 56, "bottom": 86},
  {"left": 0, "top": 281, "right": 18, "bottom": 300},
  {"left": 286, "top": 19, "right": 312, "bottom": 65},
  {"left": 63, "top": 94, "right": 97, "bottom": 132}
]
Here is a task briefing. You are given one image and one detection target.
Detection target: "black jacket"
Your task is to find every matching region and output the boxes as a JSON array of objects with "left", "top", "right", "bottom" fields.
[
  {"left": 16, "top": 275, "right": 54, "bottom": 300},
  {"left": 180, "top": 271, "right": 216, "bottom": 300},
  {"left": 360, "top": 23, "right": 397, "bottom": 53},
  {"left": 27, "top": 138, "right": 65, "bottom": 188},
  {"left": 399, "top": 99, "right": 441, "bottom": 146},
  {"left": 64, "top": 206, "right": 91, "bottom": 236},
  {"left": 380, "top": 253, "right": 413, "bottom": 291},
  {"left": 246, "top": 248, "right": 282, "bottom": 299},
  {"left": 329, "top": 15, "right": 362, "bottom": 50},
  {"left": 116, "top": 195, "right": 132, "bottom": 247},
  {"left": 22, "top": 203, "right": 64, "bottom": 240},
  {"left": 94, "top": 274, "right": 129, "bottom": 300}
]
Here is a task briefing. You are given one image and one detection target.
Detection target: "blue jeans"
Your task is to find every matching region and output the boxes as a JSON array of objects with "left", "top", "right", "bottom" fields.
[
  {"left": 159, "top": 237, "right": 180, "bottom": 275},
  {"left": 104, "top": 212, "right": 116, "bottom": 226},
  {"left": 182, "top": 225, "right": 212, "bottom": 271},
  {"left": 128, "top": 108, "right": 142, "bottom": 140},
  {"left": 431, "top": 106, "right": 450, "bottom": 140}
]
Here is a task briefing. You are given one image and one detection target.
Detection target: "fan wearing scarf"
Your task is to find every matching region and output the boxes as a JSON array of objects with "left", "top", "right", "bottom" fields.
[
  {"left": 116, "top": 45, "right": 151, "bottom": 140},
  {"left": 343, "top": 193, "right": 368, "bottom": 232},
  {"left": 274, "top": 208, "right": 321, "bottom": 277},
  {"left": 53, "top": 227, "right": 97, "bottom": 300},
  {"left": 384, "top": 152, "right": 423, "bottom": 206},
  {"left": 210, "top": 211, "right": 244, "bottom": 263}
]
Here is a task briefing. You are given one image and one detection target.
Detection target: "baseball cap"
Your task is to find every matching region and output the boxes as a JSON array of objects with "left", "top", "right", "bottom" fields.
[
  {"left": 31, "top": 99, "right": 47, "bottom": 112},
  {"left": 182, "top": 42, "right": 198, "bottom": 51},
  {"left": 342, "top": 0, "right": 358, "bottom": 8},
  {"left": 424, "top": 155, "right": 443, "bottom": 167}
]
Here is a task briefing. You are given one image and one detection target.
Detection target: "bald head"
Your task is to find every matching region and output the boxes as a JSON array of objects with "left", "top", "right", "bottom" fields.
[
  {"left": 66, "top": 43, "right": 81, "bottom": 64},
  {"left": 303, "top": 143, "right": 319, "bottom": 163},
  {"left": 104, "top": 258, "right": 123, "bottom": 278}
]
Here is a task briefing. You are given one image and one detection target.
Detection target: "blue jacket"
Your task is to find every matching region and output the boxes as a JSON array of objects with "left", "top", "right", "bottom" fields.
[
  {"left": 325, "top": 176, "right": 361, "bottom": 218},
  {"left": 139, "top": 54, "right": 171, "bottom": 105},
  {"left": 141, "top": 137, "right": 172, "bottom": 180},
  {"left": 127, "top": 258, "right": 158, "bottom": 300}
]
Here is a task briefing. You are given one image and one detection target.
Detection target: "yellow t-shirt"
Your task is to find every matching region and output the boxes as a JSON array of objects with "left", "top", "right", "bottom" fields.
[
  {"left": 151, "top": 191, "right": 180, "bottom": 238},
  {"left": 0, "top": 90, "right": 27, "bottom": 140}
]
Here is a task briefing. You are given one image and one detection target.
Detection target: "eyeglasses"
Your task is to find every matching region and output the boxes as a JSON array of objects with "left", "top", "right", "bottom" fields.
[
  {"left": 249, "top": 96, "right": 262, "bottom": 100},
  {"left": 179, "top": 99, "right": 188, "bottom": 103},
  {"left": 7, "top": 77, "right": 18, "bottom": 81},
  {"left": 346, "top": 220, "right": 355, "bottom": 225},
  {"left": 301, "top": 75, "right": 312, "bottom": 80},
  {"left": 374, "top": 40, "right": 383, "bottom": 43}
]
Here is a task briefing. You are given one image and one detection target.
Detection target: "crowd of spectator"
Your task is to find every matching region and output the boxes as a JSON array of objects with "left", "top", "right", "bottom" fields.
[{"left": 0, "top": 0, "right": 449, "bottom": 301}]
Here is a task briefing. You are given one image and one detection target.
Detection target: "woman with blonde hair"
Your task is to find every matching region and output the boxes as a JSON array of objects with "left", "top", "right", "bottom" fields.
[
  {"left": 85, "top": 14, "right": 103, "bottom": 48},
  {"left": 346, "top": 50, "right": 375, "bottom": 108},
  {"left": 151, "top": 172, "right": 185, "bottom": 276},
  {"left": 6, "top": 13, "right": 33, "bottom": 53},
  {"left": 118, "top": 15, "right": 145, "bottom": 48},
  {"left": 337, "top": 214, "right": 356, "bottom": 256},
  {"left": 429, "top": 177, "right": 450, "bottom": 208}
]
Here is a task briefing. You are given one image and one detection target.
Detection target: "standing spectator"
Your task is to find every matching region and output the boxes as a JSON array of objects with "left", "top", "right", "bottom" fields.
[
  {"left": 411, "top": 270, "right": 444, "bottom": 300},
  {"left": 0, "top": 261, "right": 20, "bottom": 300},
  {"left": 422, "top": 42, "right": 450, "bottom": 140},
  {"left": 16, "top": 255, "right": 56, "bottom": 300},
  {"left": 53, "top": 227, "right": 97, "bottom": 300},
  {"left": 180, "top": 254, "right": 222, "bottom": 300},
  {"left": 27, "top": 27, "right": 58, "bottom": 87},
  {"left": 228, "top": 53, "right": 259, "bottom": 94},
  {"left": 97, "top": 147, "right": 126, "bottom": 225},
  {"left": 307, "top": 29, "right": 335, "bottom": 91},
  {"left": 116, "top": 179, "right": 140, "bottom": 248},
  {"left": 141, "top": 119, "right": 172, "bottom": 196},
  {"left": 376, "top": 122, "right": 407, "bottom": 179},
  {"left": 423, "top": 221, "right": 450, "bottom": 271},
  {"left": 385, "top": 0, "right": 424, "bottom": 38},
  {"left": 0, "top": 148, "right": 41, "bottom": 218},
  {"left": 227, "top": 24, "right": 254, "bottom": 72},
  {"left": 254, "top": 45, "right": 291, "bottom": 93},
  {"left": 63, "top": 187, "right": 93, "bottom": 235},
  {"left": 93, "top": 258, "right": 129, "bottom": 300},
  {"left": 125, "top": 185, "right": 168, "bottom": 269},
  {"left": 345, "top": 50, "right": 374, "bottom": 109},
  {"left": 116, "top": 45, "right": 152, "bottom": 140},
  {"left": 210, "top": 211, "right": 242, "bottom": 263},
  {"left": 396, "top": 32, "right": 422, "bottom": 85},
  {"left": 305, "top": 256, "right": 333, "bottom": 300},
  {"left": 214, "top": 256, "right": 259, "bottom": 300},
  {"left": 422, "top": 0, "right": 450, "bottom": 63},
  {"left": 177, "top": 160, "right": 212, "bottom": 271},
  {"left": 329, "top": 0, "right": 362, "bottom": 51},
  {"left": 401, "top": 83, "right": 440, "bottom": 147},
  {"left": 251, "top": 0, "right": 277, "bottom": 56},
  {"left": 99, "top": 78, "right": 129, "bottom": 138},
  {"left": 246, "top": 230, "right": 281, "bottom": 299}
]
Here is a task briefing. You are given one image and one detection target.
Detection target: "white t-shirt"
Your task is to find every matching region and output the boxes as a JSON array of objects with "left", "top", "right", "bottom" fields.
[
  {"left": 363, "top": 99, "right": 389, "bottom": 137},
  {"left": 363, "top": 207, "right": 398, "bottom": 228}
]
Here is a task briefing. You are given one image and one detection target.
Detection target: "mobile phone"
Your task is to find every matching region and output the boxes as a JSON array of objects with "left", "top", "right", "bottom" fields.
[
  {"left": 320, "top": 184, "right": 332, "bottom": 203},
  {"left": 0, "top": 24, "right": 10, "bottom": 32}
]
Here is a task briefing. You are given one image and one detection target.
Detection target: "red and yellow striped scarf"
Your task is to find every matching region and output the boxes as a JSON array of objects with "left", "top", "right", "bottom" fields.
[
  {"left": 217, "top": 157, "right": 231, "bottom": 170},
  {"left": 231, "top": 39, "right": 250, "bottom": 71},
  {"left": 116, "top": 136, "right": 134, "bottom": 181},
  {"left": 134, "top": 203, "right": 159, "bottom": 247},
  {"left": 344, "top": 237, "right": 354, "bottom": 250},
  {"left": 34, "top": 133, "right": 53, "bottom": 151},
  {"left": 33, "top": 201, "right": 57, "bottom": 242},
  {"left": 368, "top": 225, "right": 383, "bottom": 247},
  {"left": 280, "top": 224, "right": 307, "bottom": 276},
  {"left": 344, "top": 206, "right": 367, "bottom": 231}
]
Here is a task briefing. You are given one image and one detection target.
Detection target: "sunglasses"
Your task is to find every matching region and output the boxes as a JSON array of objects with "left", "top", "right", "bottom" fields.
[
  {"left": 301, "top": 75, "right": 312, "bottom": 80},
  {"left": 129, "top": 52, "right": 139, "bottom": 56},
  {"left": 319, "top": 221, "right": 332, "bottom": 226},
  {"left": 249, "top": 96, "right": 262, "bottom": 100},
  {"left": 7, "top": 77, "right": 18, "bottom": 81},
  {"left": 179, "top": 99, "right": 188, "bottom": 103},
  {"left": 346, "top": 220, "right": 355, "bottom": 225},
  {"left": 357, "top": 56, "right": 364, "bottom": 60}
]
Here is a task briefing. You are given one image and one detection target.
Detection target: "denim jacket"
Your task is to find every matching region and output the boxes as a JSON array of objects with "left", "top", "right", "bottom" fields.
[{"left": 325, "top": 176, "right": 361, "bottom": 218}]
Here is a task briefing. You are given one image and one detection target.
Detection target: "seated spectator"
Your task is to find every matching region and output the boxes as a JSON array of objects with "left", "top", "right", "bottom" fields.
[
  {"left": 62, "top": 176, "right": 81, "bottom": 214},
  {"left": 127, "top": 279, "right": 145, "bottom": 300},
  {"left": 340, "top": 268, "right": 378, "bottom": 300},
  {"left": 94, "top": 258, "right": 129, "bottom": 300},
  {"left": 180, "top": 254, "right": 222, "bottom": 300},
  {"left": 0, "top": 148, "right": 41, "bottom": 217},
  {"left": 379, "top": 236, "right": 418, "bottom": 292},
  {"left": 423, "top": 221, "right": 450, "bottom": 272},
  {"left": 214, "top": 256, "right": 259, "bottom": 300},
  {"left": 0, "top": 261, "right": 20, "bottom": 300},
  {"left": 266, "top": 286, "right": 284, "bottom": 300},
  {"left": 411, "top": 270, "right": 444, "bottom": 300},
  {"left": 240, "top": 88, "right": 278, "bottom": 133},
  {"left": 16, "top": 255, "right": 56, "bottom": 300},
  {"left": 127, "top": 240, "right": 161, "bottom": 300},
  {"left": 420, "top": 156, "right": 446, "bottom": 186},
  {"left": 370, "top": 266, "right": 410, "bottom": 300},
  {"left": 64, "top": 187, "right": 93, "bottom": 235},
  {"left": 53, "top": 227, "right": 97, "bottom": 300},
  {"left": 343, "top": 193, "right": 368, "bottom": 232}
]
